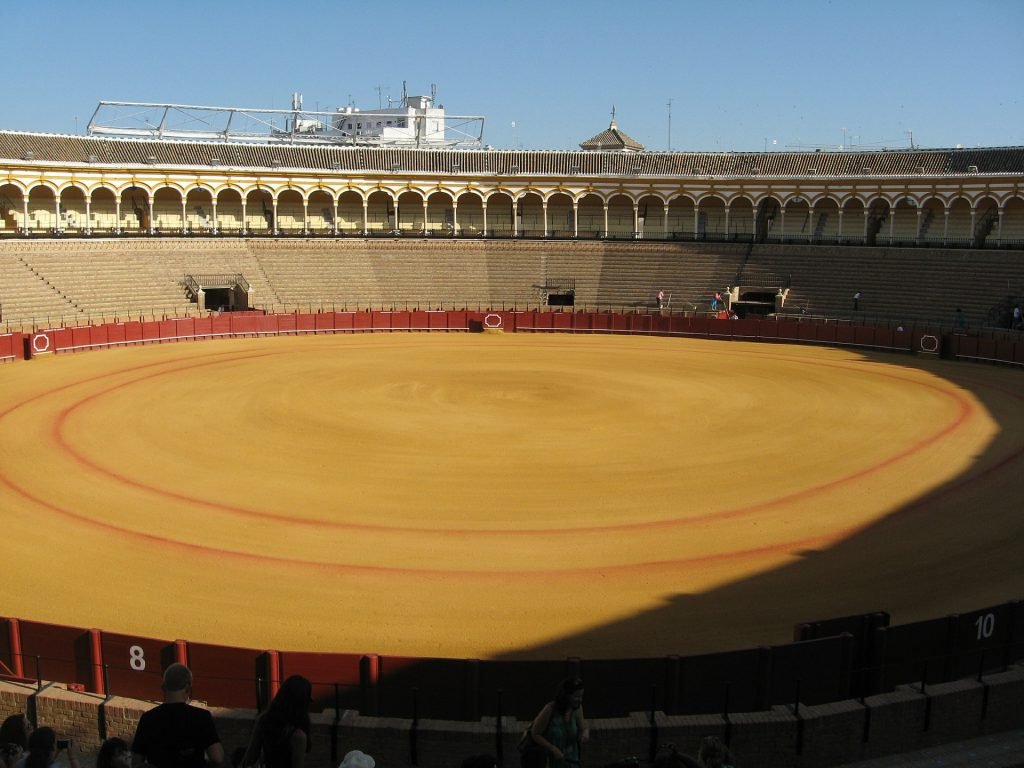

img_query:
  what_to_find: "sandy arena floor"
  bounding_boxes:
[1,333,1022,660]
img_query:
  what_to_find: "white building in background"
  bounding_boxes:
[332,94,446,146]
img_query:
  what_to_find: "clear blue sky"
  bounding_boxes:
[2,0,1022,152]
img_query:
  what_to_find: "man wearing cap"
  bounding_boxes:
[132,663,225,768]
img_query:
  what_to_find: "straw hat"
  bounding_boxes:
[338,750,375,768]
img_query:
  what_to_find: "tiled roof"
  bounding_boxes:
[1,130,1023,177]
[579,120,645,152]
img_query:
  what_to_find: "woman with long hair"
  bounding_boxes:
[18,728,79,768]
[525,677,590,768]
[242,675,313,768]
[95,738,130,768]
[0,714,31,768]
[696,736,734,768]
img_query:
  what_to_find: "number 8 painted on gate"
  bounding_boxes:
[129,645,147,671]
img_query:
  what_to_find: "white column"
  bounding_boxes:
[662,203,668,238]
[862,209,869,243]
[807,209,814,242]
[542,202,548,237]
[970,209,977,246]
[887,210,895,244]
[148,197,154,235]
[603,203,609,238]
[513,199,519,237]
[943,210,949,246]
[181,199,187,235]
[573,202,579,239]
[115,198,121,235]
[693,207,699,241]
[362,201,368,234]
[241,200,248,235]
[780,207,787,242]
[996,207,1004,245]
[54,197,61,233]
[272,200,278,235]
[482,201,488,236]
[211,200,218,235]
[85,196,92,235]
[724,208,731,241]
[422,200,429,234]
[837,208,844,242]
[22,198,29,234]
[452,201,458,236]
[915,208,922,245]
[302,201,309,235]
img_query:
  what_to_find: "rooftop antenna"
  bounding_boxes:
[667,99,672,151]
[906,128,914,149]
[431,83,437,105]
[291,92,302,135]
[374,85,388,109]
[402,80,408,107]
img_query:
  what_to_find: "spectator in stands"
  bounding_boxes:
[15,727,80,768]
[657,290,665,309]
[652,744,700,768]
[711,292,721,311]
[242,674,312,768]
[526,677,590,768]
[1012,303,1022,330]
[97,739,131,768]
[131,663,224,768]
[853,291,861,311]
[955,307,966,331]
[696,736,734,768]
[337,751,374,768]
[0,714,32,768]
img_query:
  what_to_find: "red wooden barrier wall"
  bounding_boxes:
[7,311,1020,366]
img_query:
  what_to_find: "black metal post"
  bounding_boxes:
[410,687,419,766]
[496,689,504,767]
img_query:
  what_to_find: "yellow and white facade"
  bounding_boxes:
[1,131,1023,247]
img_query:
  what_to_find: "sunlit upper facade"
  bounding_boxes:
[1,130,1022,247]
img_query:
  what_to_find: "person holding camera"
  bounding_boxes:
[12,727,79,768]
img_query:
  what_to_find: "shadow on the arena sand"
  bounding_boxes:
[501,352,1024,662]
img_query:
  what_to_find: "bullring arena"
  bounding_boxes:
[1,114,1023,766]
[2,329,1023,663]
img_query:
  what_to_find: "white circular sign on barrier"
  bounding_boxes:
[483,313,503,329]
[919,334,939,353]
[32,333,51,353]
